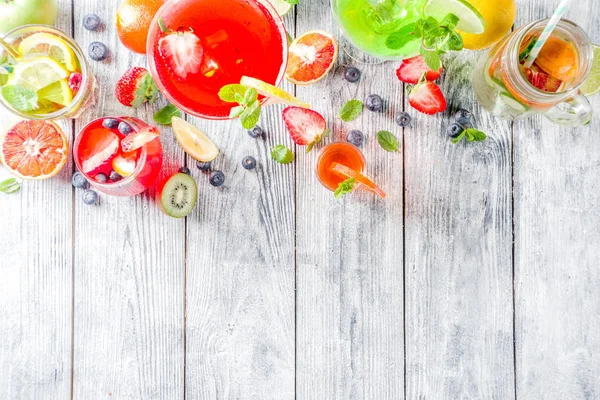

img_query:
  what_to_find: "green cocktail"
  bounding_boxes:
[332,0,425,60]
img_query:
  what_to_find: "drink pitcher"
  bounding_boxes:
[472,19,593,127]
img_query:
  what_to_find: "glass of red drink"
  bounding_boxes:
[146,0,288,119]
[74,117,163,197]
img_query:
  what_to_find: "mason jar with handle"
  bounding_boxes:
[472,19,594,127]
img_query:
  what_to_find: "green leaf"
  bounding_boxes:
[322,128,331,138]
[1,85,37,112]
[419,45,442,71]
[158,18,170,33]
[334,178,355,199]
[240,101,261,130]
[339,99,363,122]
[132,73,158,108]
[440,13,459,31]
[243,88,258,105]
[283,0,299,4]
[446,31,464,52]
[0,178,20,194]
[385,23,417,50]
[465,128,487,142]
[153,103,181,125]
[271,144,294,164]
[234,92,245,104]
[218,84,247,103]
[229,105,245,119]
[451,131,466,144]
[377,130,399,152]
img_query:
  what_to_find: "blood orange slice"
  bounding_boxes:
[0,120,68,180]
[331,162,386,199]
[285,30,338,86]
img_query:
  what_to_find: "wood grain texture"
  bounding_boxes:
[514,1,600,398]
[183,12,297,400]
[0,2,73,399]
[295,1,405,398]
[403,51,514,399]
[71,1,185,398]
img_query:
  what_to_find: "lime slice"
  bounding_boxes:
[424,0,486,34]
[18,33,78,72]
[37,79,73,106]
[9,57,69,91]
[581,44,600,97]
[172,117,219,162]
[240,76,310,108]
[266,0,292,16]
[501,93,528,113]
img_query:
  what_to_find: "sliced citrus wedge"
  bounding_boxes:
[172,117,218,162]
[581,44,600,97]
[424,0,486,34]
[266,0,292,16]
[37,78,73,106]
[9,57,69,91]
[240,76,310,108]
[112,151,138,177]
[121,126,160,153]
[18,32,78,72]
[331,162,386,198]
[285,30,338,86]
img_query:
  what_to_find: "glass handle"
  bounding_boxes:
[545,91,593,127]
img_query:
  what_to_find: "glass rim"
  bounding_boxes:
[0,24,91,120]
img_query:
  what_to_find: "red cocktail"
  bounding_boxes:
[147,0,288,119]
[74,117,163,197]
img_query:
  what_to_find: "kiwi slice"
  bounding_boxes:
[161,173,198,218]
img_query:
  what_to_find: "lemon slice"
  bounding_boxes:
[266,0,292,16]
[424,0,486,34]
[112,152,137,177]
[37,79,73,106]
[581,44,600,97]
[9,57,69,91]
[240,76,310,108]
[172,117,219,162]
[18,33,78,72]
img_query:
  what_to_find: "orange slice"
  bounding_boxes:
[0,120,68,180]
[285,30,338,86]
[331,162,386,198]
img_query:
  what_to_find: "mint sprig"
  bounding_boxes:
[219,84,261,129]
[334,178,355,199]
[153,103,181,125]
[271,145,294,164]
[452,127,487,144]
[0,178,20,194]
[339,99,363,122]
[386,13,464,70]
[377,130,400,152]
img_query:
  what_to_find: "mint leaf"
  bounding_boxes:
[158,18,170,33]
[440,13,459,31]
[229,105,244,118]
[271,145,294,164]
[283,0,299,4]
[1,85,37,112]
[243,88,258,105]
[334,178,355,199]
[385,23,418,50]
[153,103,181,125]
[339,99,363,122]
[446,31,464,52]
[0,178,20,194]
[218,84,247,103]
[465,128,486,142]
[419,45,442,71]
[240,100,261,130]
[451,131,466,144]
[377,130,399,152]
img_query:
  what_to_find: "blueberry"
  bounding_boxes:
[102,118,119,129]
[395,112,412,127]
[365,94,384,112]
[196,161,212,171]
[209,170,225,187]
[118,121,133,135]
[83,14,102,31]
[346,129,364,147]
[72,171,90,189]
[82,189,98,205]
[344,67,361,83]
[242,156,256,170]
[88,41,109,61]
[447,123,464,138]
[179,167,191,175]
[95,173,107,183]
[455,109,472,126]
[109,170,122,182]
[248,125,264,139]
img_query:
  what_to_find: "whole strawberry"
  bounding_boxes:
[408,72,447,115]
[115,67,159,107]
[282,106,327,153]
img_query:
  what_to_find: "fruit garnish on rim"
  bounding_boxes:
[121,125,161,153]
[331,162,386,199]
[157,18,203,79]
[282,106,329,153]
[334,177,355,199]
[240,76,310,108]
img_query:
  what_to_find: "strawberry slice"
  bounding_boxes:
[115,67,159,107]
[282,106,327,153]
[331,162,386,199]
[408,72,447,115]
[79,128,120,175]
[121,126,160,153]
[396,55,443,84]
[158,30,203,79]
[523,67,563,93]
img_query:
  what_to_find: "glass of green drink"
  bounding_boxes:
[331,0,425,62]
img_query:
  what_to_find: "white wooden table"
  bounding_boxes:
[1,0,599,398]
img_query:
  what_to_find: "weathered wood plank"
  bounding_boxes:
[295,1,405,398]
[403,50,514,398]
[0,2,73,399]
[514,1,600,398]
[71,1,185,398]
[184,12,297,400]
